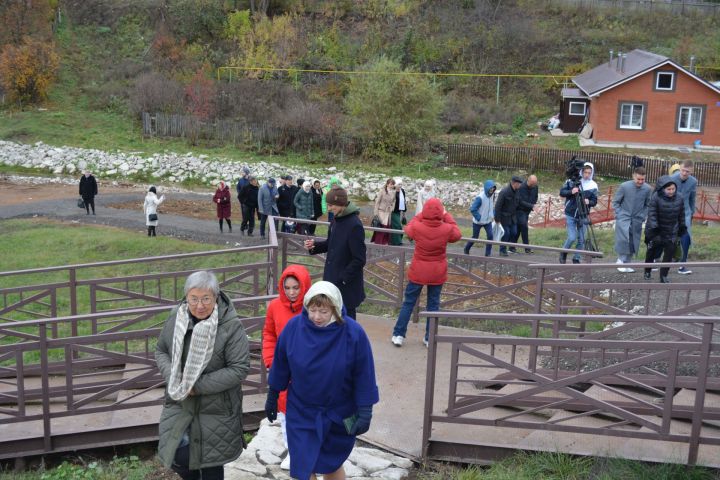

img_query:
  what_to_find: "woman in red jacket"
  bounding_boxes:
[262,264,312,469]
[391,198,462,347]
[213,181,232,233]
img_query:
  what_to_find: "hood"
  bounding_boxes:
[303,280,344,314]
[581,161,598,191]
[215,291,238,325]
[656,175,677,194]
[336,201,359,218]
[277,265,312,313]
[483,180,497,197]
[421,197,444,222]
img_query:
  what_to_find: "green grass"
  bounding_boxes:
[420,452,719,479]
[0,456,160,480]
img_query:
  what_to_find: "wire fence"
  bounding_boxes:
[548,0,720,15]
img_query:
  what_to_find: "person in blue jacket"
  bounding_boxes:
[265,281,379,480]
[464,179,496,256]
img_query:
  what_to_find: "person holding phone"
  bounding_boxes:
[265,281,379,480]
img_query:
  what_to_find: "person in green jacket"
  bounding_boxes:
[156,271,250,480]
[321,176,342,222]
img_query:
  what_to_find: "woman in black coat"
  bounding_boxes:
[79,170,98,215]
[310,180,324,235]
[644,175,686,283]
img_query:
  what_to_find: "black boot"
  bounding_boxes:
[151,226,157,237]
[227,220,232,233]
[660,276,670,283]
[559,253,567,264]
[219,219,223,233]
[148,227,152,237]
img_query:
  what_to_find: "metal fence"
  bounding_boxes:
[446,143,720,187]
[422,311,720,466]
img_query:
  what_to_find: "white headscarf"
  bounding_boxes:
[303,281,344,326]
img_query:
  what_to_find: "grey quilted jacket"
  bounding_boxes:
[155,292,250,470]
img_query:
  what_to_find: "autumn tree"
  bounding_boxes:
[0,0,53,46]
[185,69,216,120]
[225,10,301,78]
[344,56,443,157]
[0,37,59,105]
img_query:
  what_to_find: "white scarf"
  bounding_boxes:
[167,303,219,401]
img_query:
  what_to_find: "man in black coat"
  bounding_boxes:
[494,176,522,256]
[277,175,298,230]
[79,170,98,215]
[304,188,366,320]
[511,175,538,253]
[236,166,251,234]
[643,176,686,284]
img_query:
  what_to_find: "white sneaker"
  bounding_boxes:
[391,336,403,346]
[281,455,290,470]
[624,267,635,273]
[616,259,626,272]
[423,338,429,347]
[678,267,692,275]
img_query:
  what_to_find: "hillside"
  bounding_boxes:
[1,0,720,159]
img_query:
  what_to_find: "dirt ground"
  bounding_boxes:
[0,179,144,206]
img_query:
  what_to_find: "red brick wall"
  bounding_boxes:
[588,66,720,146]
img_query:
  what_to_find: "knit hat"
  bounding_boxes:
[325,187,349,206]
[242,166,250,175]
[511,175,523,184]
[268,177,276,184]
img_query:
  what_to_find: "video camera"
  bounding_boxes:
[565,155,586,184]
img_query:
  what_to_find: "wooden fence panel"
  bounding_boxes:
[447,143,720,187]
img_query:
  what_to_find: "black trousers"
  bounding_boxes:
[513,211,530,246]
[172,444,224,480]
[644,240,675,278]
[82,196,95,214]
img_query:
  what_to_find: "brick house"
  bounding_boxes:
[560,49,720,147]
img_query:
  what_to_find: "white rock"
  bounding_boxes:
[353,447,413,469]
[257,449,282,465]
[246,423,286,457]
[370,467,409,479]
[227,453,267,475]
[223,468,260,480]
[347,450,392,473]
[266,465,292,479]
[343,460,366,477]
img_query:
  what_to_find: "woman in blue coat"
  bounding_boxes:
[265,281,379,480]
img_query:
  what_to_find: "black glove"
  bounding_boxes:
[350,405,373,436]
[265,388,279,422]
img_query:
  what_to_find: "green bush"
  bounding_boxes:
[344,56,443,157]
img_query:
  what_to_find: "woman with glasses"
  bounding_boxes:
[155,271,251,480]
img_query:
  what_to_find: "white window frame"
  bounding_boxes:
[568,101,587,116]
[678,106,703,133]
[655,72,674,91]
[619,103,644,130]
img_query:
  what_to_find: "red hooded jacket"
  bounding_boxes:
[262,264,312,413]
[405,197,462,285]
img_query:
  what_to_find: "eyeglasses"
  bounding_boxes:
[188,296,215,306]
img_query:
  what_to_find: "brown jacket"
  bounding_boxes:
[373,187,396,225]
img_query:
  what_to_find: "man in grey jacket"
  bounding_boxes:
[258,177,279,239]
[672,160,697,275]
[612,167,653,273]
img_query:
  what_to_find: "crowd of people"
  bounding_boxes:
[149,159,700,479]
[79,158,699,281]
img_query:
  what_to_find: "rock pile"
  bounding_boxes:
[225,419,412,479]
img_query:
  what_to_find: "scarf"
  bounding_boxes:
[167,303,219,401]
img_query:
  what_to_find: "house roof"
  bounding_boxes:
[561,87,587,99]
[573,49,720,97]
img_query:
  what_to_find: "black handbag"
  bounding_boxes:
[148,213,158,222]
[371,215,382,228]
[77,198,85,209]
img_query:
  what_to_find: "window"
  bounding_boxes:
[677,105,704,133]
[619,103,644,129]
[655,72,674,91]
[569,102,587,116]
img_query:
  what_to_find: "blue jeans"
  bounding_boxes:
[562,215,586,261]
[465,222,493,256]
[392,282,442,341]
[499,223,516,254]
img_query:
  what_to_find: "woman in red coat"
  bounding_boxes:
[391,197,462,347]
[263,264,312,470]
[213,181,232,233]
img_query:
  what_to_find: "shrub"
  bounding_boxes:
[129,71,185,116]
[166,0,227,43]
[441,91,524,135]
[185,69,216,120]
[0,37,60,105]
[344,56,443,156]
[0,0,53,45]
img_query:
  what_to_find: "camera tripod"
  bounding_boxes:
[573,182,599,254]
